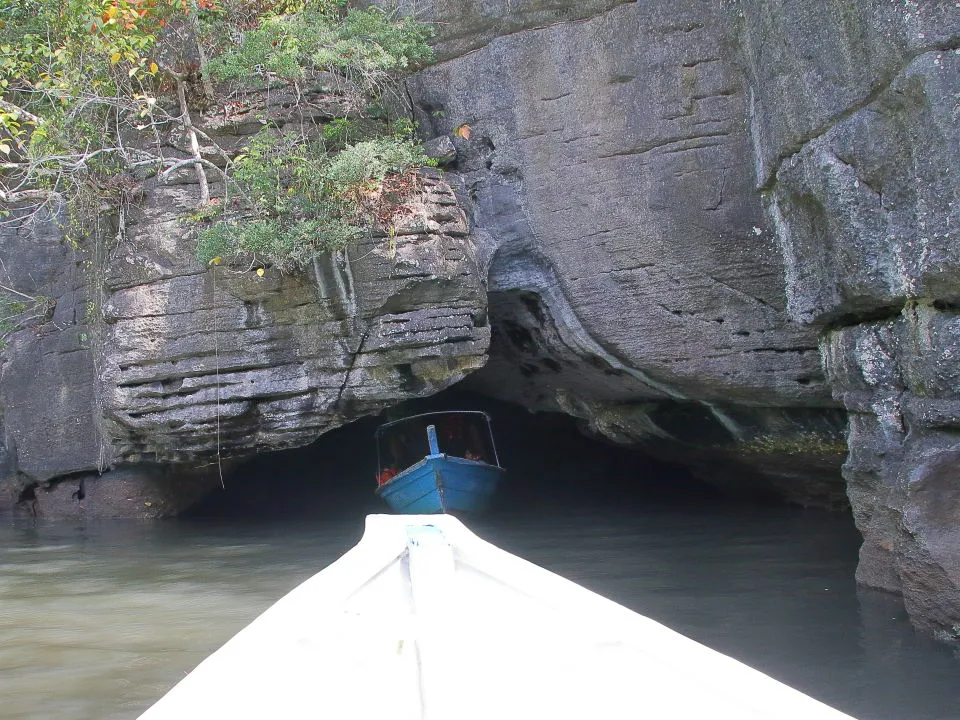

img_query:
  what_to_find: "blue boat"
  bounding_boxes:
[374,411,505,514]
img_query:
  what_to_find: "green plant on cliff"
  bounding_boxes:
[0,288,53,347]
[191,4,433,270]
[206,2,432,92]
[195,128,427,270]
[0,0,434,271]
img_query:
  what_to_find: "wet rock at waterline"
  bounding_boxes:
[16,466,223,520]
[736,0,960,642]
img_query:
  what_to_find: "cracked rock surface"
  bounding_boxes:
[387,0,846,503]
[370,0,960,638]
[736,0,960,640]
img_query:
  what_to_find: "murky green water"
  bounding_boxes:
[1,506,958,719]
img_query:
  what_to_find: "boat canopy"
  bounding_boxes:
[375,411,501,480]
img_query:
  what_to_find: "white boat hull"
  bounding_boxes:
[139,514,858,720]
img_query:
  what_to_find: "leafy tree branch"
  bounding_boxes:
[0,0,436,269]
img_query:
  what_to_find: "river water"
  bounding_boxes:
[1,502,958,720]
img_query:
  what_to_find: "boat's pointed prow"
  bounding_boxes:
[138,514,860,720]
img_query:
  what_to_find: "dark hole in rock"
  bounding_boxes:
[518,362,540,377]
[541,358,562,372]
[395,363,423,394]
[503,320,536,352]
[187,391,718,521]
[17,483,37,504]
[519,292,546,325]
[932,300,960,313]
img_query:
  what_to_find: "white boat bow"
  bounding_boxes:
[139,514,859,720]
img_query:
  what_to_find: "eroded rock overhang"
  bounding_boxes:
[386,0,849,506]
[372,0,960,640]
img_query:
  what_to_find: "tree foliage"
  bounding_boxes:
[0,0,435,270]
[196,125,427,270]
[0,0,178,208]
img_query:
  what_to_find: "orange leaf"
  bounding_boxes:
[455,124,471,140]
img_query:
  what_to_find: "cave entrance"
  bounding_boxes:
[187,391,718,520]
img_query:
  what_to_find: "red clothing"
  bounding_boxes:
[378,468,397,486]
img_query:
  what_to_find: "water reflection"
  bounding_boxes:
[0,508,958,720]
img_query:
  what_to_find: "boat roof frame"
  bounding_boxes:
[374,410,502,473]
[374,410,494,437]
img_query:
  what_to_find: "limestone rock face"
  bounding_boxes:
[0,163,489,516]
[374,0,847,502]
[100,169,487,465]
[0,204,103,509]
[735,0,960,640]
[363,0,960,637]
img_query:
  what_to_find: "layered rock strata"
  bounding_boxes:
[0,120,489,516]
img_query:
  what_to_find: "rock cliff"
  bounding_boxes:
[1,148,489,516]
[369,0,960,639]
[735,0,960,641]
[386,0,850,501]
[1,0,958,640]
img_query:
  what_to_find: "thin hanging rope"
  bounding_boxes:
[212,266,224,489]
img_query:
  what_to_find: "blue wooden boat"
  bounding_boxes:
[374,411,505,514]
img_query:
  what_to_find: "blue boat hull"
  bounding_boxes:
[376,455,504,514]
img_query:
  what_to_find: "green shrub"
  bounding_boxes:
[196,133,425,270]
[195,3,435,272]
[195,223,235,266]
[207,5,434,95]
[197,217,364,272]
[322,117,367,149]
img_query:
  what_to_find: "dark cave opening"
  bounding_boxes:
[187,391,722,520]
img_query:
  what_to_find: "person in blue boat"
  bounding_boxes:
[440,414,487,462]
[440,413,467,454]
[378,431,412,485]
[378,466,397,486]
